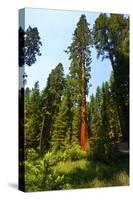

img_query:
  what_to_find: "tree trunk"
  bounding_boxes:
[39,115,45,151]
[39,113,50,152]
[80,63,88,150]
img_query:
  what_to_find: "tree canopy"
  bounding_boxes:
[19,26,42,67]
[93,14,129,143]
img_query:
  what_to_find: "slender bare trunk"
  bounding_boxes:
[39,115,45,151]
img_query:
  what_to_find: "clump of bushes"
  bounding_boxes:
[62,145,87,161]
[42,151,72,190]
[25,148,40,160]
[25,149,71,191]
[25,160,44,191]
[43,169,65,190]
[89,137,117,163]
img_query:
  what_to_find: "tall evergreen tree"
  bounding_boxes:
[64,76,81,145]
[93,13,129,143]
[101,82,110,138]
[19,26,42,67]
[71,106,81,145]
[66,15,92,150]
[94,86,102,137]
[109,74,122,140]
[51,94,73,151]
[25,81,41,148]
[88,77,121,142]
[88,94,95,138]
[39,63,65,151]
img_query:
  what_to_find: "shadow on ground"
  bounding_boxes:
[57,154,129,189]
[8,183,18,190]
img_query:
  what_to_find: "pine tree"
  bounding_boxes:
[64,76,81,146]
[19,26,42,67]
[89,76,122,143]
[71,106,81,145]
[88,87,103,138]
[109,74,121,140]
[51,94,73,151]
[25,81,41,148]
[66,15,92,150]
[94,86,102,137]
[93,13,129,143]
[39,63,65,151]
[100,82,110,138]
[88,94,96,137]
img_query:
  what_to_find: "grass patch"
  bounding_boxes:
[54,156,129,189]
[24,149,129,191]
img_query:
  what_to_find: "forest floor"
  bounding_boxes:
[24,146,129,191]
[54,154,129,189]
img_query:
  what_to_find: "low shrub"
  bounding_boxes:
[25,150,67,191]
[25,159,44,192]
[25,148,39,161]
[90,137,117,163]
[43,169,65,190]
[62,145,87,161]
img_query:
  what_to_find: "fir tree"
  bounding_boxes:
[25,81,41,148]
[19,26,42,67]
[93,13,129,143]
[39,63,65,151]
[51,94,72,151]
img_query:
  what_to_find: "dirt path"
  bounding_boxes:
[116,142,129,154]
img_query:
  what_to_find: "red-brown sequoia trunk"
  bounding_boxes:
[80,63,88,150]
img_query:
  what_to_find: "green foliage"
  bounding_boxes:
[42,151,74,190]
[43,169,65,190]
[66,14,92,101]
[93,13,129,142]
[71,107,81,145]
[24,146,129,191]
[62,145,87,161]
[65,14,92,149]
[88,78,121,141]
[25,160,43,192]
[25,150,70,191]
[55,158,129,188]
[19,26,42,67]
[26,148,40,160]
[40,63,65,151]
[112,171,129,186]
[90,138,117,163]
[25,158,66,191]
[43,151,58,166]
[25,81,42,148]
[88,87,102,137]
[22,13,129,192]
[51,94,72,150]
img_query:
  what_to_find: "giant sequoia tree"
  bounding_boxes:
[93,14,129,143]
[66,15,92,149]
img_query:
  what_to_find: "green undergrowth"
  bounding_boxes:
[24,148,129,192]
[54,158,129,189]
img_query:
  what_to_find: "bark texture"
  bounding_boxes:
[80,63,88,150]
